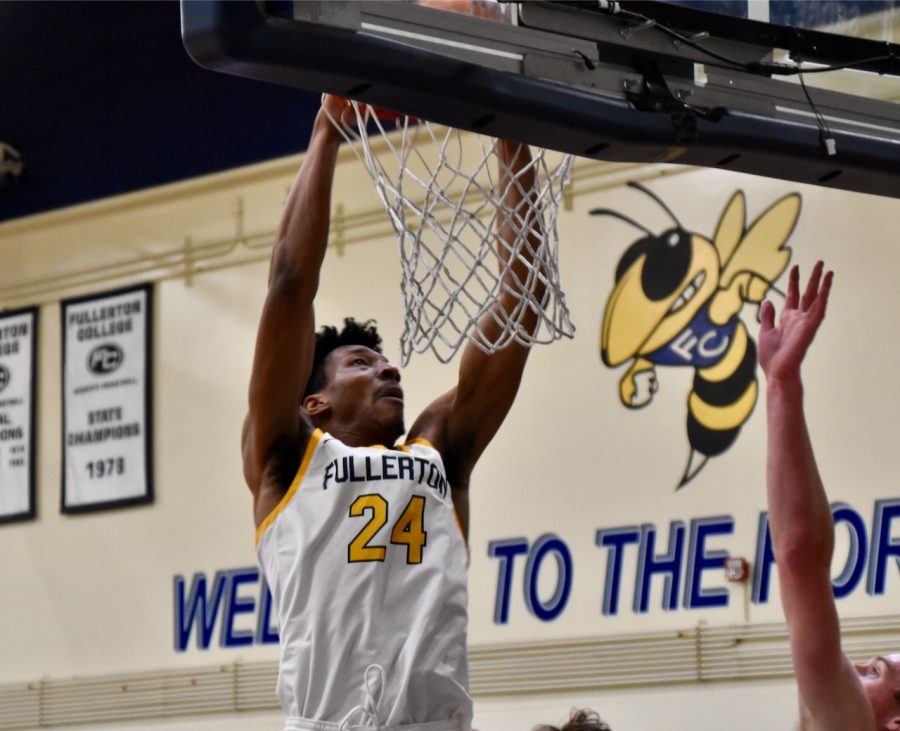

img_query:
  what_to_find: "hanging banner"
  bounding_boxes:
[61,284,153,513]
[0,307,38,524]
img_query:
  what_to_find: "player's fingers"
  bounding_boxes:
[800,260,824,311]
[760,300,775,332]
[813,270,833,321]
[321,94,354,125]
[784,265,800,311]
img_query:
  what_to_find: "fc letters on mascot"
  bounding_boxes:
[0,307,38,523]
[61,284,153,512]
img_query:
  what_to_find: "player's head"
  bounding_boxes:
[533,708,612,731]
[302,318,404,441]
[855,654,900,730]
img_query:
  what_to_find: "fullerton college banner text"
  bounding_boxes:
[61,285,153,512]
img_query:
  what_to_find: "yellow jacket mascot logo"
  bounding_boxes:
[596,183,799,488]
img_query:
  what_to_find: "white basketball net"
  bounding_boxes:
[325,100,575,364]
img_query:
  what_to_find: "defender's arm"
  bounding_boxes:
[760,265,871,728]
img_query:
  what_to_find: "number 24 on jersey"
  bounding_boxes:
[348,493,427,564]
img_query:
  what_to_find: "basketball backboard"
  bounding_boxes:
[181,1,900,198]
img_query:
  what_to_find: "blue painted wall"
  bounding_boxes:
[0,1,320,223]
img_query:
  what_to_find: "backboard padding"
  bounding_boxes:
[181,1,900,199]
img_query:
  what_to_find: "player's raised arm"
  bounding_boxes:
[242,96,353,527]
[760,263,870,728]
[409,140,545,537]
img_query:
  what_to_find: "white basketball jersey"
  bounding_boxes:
[256,429,472,730]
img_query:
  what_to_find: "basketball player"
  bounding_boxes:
[759,262,900,731]
[242,94,548,731]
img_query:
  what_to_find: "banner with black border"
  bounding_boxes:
[61,284,153,513]
[0,307,38,524]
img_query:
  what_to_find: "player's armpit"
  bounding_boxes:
[408,390,474,539]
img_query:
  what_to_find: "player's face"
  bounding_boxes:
[855,654,900,729]
[324,345,405,439]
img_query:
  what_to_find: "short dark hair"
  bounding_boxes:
[303,318,383,397]
[533,709,612,731]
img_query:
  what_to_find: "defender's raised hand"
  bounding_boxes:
[758,261,833,383]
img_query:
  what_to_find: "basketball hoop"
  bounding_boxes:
[323,99,575,365]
